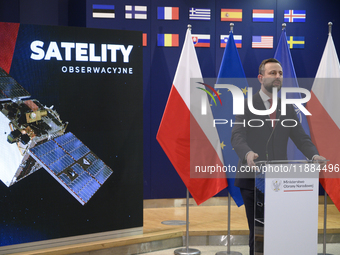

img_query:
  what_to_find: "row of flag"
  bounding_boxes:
[157,24,340,213]
[92,5,306,22]
[154,33,305,49]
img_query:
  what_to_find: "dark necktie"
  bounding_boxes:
[268,98,276,120]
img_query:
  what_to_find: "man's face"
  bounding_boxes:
[259,62,283,93]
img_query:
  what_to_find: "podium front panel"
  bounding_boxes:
[255,161,319,255]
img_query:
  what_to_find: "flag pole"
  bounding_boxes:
[317,22,333,255]
[323,192,328,255]
[318,192,330,255]
[215,192,242,255]
[323,27,331,255]
[215,23,242,255]
[174,189,201,255]
[173,26,201,255]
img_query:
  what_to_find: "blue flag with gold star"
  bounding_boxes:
[211,31,247,206]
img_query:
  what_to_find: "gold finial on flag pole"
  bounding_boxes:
[230,23,234,33]
[188,24,192,30]
[328,22,333,35]
[282,23,286,30]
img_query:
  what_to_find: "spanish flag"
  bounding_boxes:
[221,9,242,22]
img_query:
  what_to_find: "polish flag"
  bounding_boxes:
[306,32,340,211]
[157,27,227,205]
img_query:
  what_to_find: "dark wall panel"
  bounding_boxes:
[0,0,339,200]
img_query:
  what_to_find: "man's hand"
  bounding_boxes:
[246,151,259,167]
[313,155,327,169]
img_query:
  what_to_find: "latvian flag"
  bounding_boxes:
[192,34,210,47]
[158,7,179,20]
[252,9,274,22]
[284,10,306,22]
[157,34,179,47]
[252,36,273,48]
[125,5,147,19]
[92,4,115,18]
[220,35,242,48]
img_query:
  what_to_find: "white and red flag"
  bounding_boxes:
[306,32,340,211]
[157,27,227,205]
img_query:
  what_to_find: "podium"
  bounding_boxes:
[254,160,320,255]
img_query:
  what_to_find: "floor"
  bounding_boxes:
[141,197,340,255]
[141,244,340,255]
[6,197,339,255]
[143,197,340,236]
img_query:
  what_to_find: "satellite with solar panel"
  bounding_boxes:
[0,67,113,205]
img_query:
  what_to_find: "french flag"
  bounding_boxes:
[157,7,179,20]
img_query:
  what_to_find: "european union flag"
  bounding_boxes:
[211,32,247,207]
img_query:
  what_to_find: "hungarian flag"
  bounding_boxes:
[157,27,227,205]
[306,32,340,211]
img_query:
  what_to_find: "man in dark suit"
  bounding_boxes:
[231,58,325,255]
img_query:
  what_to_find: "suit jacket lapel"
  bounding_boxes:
[252,91,264,111]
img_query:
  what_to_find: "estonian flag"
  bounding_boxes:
[92,4,115,19]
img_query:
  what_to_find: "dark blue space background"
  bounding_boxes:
[0,23,143,247]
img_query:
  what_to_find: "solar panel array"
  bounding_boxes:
[0,68,31,101]
[29,132,113,205]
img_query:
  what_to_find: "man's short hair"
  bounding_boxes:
[259,58,281,74]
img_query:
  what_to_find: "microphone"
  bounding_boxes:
[265,108,281,161]
[265,96,281,161]
[265,119,279,161]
